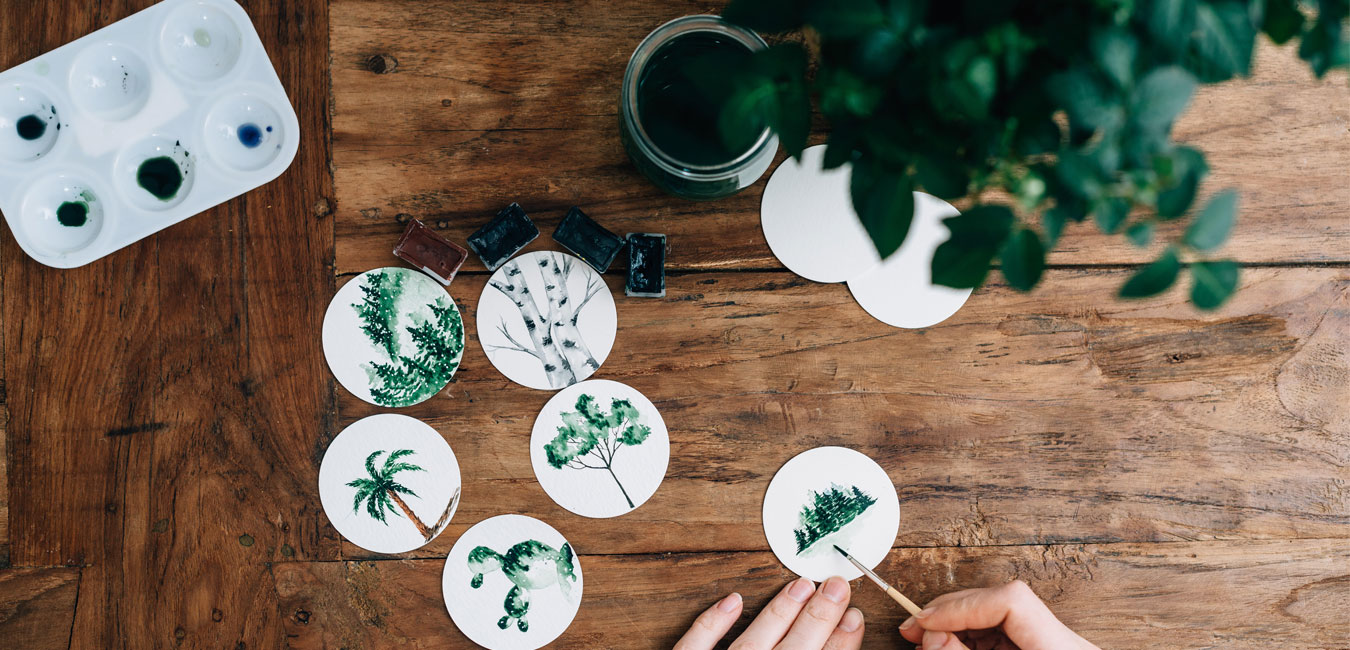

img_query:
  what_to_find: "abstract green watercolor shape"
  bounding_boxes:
[543,393,651,509]
[468,540,576,632]
[793,483,877,555]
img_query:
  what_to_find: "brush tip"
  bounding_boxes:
[832,544,849,557]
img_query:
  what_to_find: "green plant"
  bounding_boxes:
[352,270,465,406]
[543,393,652,509]
[793,483,878,554]
[347,449,434,538]
[718,0,1348,308]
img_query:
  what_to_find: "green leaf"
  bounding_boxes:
[1131,66,1197,128]
[849,159,915,258]
[1190,260,1240,309]
[1120,247,1181,298]
[1183,189,1239,250]
[913,154,968,199]
[931,206,1016,289]
[1049,68,1124,132]
[854,27,905,76]
[1155,146,1209,218]
[1094,198,1131,234]
[1188,0,1258,81]
[1055,150,1106,200]
[822,123,861,169]
[805,0,886,38]
[723,0,807,32]
[1261,0,1304,44]
[1299,12,1350,77]
[999,228,1046,291]
[1143,0,1198,56]
[1126,221,1155,246]
[1092,28,1139,89]
[1042,206,1069,248]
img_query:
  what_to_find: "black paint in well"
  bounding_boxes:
[626,233,666,298]
[467,203,540,271]
[552,206,624,273]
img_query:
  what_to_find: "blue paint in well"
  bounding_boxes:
[237,123,264,148]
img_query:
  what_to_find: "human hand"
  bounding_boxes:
[898,581,1099,650]
[673,576,866,650]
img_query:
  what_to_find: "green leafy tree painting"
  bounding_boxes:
[793,483,878,554]
[352,270,464,407]
[543,394,652,509]
[347,449,458,542]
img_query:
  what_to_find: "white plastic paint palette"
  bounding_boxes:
[0,0,299,268]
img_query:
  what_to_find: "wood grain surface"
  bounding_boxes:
[1,0,1347,649]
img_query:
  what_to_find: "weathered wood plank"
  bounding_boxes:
[331,0,1350,273]
[327,268,1349,558]
[0,567,80,650]
[2,0,337,647]
[271,538,1350,649]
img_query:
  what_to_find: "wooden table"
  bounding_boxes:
[1,1,1347,648]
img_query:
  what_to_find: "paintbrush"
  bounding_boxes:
[833,544,971,650]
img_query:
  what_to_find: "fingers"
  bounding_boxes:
[921,630,968,650]
[673,592,744,650]
[775,576,853,649]
[728,577,816,650]
[821,607,865,650]
[902,581,1097,650]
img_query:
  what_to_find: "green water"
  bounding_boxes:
[137,156,183,200]
[636,31,758,167]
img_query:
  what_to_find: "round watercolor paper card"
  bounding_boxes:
[762,446,900,582]
[443,514,584,650]
[322,267,465,408]
[318,414,462,555]
[847,193,973,328]
[477,251,617,391]
[530,379,669,518]
[760,144,883,283]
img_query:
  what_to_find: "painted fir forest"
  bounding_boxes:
[353,269,464,407]
[793,483,878,554]
[488,253,605,389]
[543,393,652,509]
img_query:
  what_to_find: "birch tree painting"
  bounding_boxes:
[479,251,617,390]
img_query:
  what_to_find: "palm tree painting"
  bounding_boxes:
[347,449,458,542]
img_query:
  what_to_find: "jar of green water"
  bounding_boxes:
[620,15,778,200]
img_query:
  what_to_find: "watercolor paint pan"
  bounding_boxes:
[394,218,468,286]
[0,0,300,268]
[552,206,624,273]
[467,202,539,271]
[625,233,666,298]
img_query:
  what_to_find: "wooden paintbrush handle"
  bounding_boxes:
[886,587,972,650]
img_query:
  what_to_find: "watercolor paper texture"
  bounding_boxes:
[443,515,583,650]
[847,193,973,328]
[762,447,900,581]
[322,267,465,408]
[318,414,461,554]
[760,144,883,283]
[530,380,670,518]
[477,251,617,390]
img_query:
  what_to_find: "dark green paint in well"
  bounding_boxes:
[137,156,183,200]
[16,114,46,140]
[56,201,88,227]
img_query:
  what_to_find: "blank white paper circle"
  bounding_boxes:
[530,380,669,518]
[762,447,900,582]
[317,414,461,555]
[443,514,583,650]
[760,144,882,283]
[847,192,973,328]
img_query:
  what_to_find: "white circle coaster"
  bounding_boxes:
[762,447,900,582]
[444,515,583,650]
[322,267,465,408]
[318,414,462,554]
[847,193,973,328]
[761,144,883,283]
[477,251,617,390]
[530,379,669,518]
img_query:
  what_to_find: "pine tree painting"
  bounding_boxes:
[347,449,458,542]
[542,393,651,509]
[793,484,878,555]
[487,252,605,389]
[351,269,464,407]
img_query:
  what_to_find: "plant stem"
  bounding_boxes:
[603,464,635,509]
[387,489,433,540]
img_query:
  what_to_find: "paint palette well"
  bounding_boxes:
[0,0,300,268]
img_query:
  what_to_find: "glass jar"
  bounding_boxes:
[620,15,779,200]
